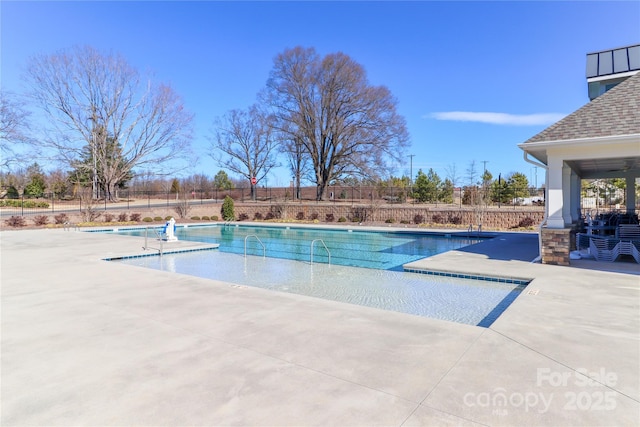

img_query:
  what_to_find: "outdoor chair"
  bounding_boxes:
[589,237,621,262]
[617,224,640,240]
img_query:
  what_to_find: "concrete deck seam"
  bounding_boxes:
[487,328,640,403]
[399,328,490,426]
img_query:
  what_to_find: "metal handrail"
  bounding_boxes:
[244,235,265,258]
[143,226,164,256]
[310,239,331,265]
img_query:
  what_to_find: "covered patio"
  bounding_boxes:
[520,71,640,265]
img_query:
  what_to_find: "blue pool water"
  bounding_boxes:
[112,224,484,271]
[108,224,527,327]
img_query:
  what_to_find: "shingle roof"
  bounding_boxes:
[524,71,640,144]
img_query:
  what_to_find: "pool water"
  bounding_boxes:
[116,250,524,327]
[114,224,484,270]
[108,224,526,327]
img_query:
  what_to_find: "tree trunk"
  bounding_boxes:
[316,182,328,201]
[106,182,118,202]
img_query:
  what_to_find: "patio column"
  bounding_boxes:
[546,157,565,228]
[570,170,581,223]
[562,164,572,225]
[626,175,637,215]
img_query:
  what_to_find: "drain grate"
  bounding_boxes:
[527,289,539,295]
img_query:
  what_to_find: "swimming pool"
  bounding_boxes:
[116,250,524,327]
[111,224,484,270]
[107,224,527,327]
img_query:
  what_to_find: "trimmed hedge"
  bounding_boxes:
[0,200,50,208]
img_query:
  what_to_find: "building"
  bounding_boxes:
[519,44,640,265]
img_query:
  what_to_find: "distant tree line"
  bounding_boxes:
[3,44,591,207]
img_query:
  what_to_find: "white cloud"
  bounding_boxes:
[428,111,566,126]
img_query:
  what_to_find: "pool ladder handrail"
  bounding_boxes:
[310,239,331,265]
[467,224,482,236]
[244,234,265,258]
[143,226,164,256]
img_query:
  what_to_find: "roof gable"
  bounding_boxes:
[524,71,640,144]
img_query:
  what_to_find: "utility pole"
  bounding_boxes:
[408,154,415,198]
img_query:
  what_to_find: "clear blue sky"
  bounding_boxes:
[2,1,639,187]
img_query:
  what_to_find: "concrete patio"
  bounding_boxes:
[1,226,638,426]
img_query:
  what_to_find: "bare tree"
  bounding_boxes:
[466,160,479,187]
[283,135,312,199]
[24,45,193,202]
[210,105,279,200]
[263,46,410,200]
[0,91,34,169]
[445,163,459,188]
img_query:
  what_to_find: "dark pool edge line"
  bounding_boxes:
[402,267,531,286]
[84,222,496,240]
[103,244,219,261]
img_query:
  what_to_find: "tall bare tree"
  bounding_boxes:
[210,105,279,200]
[0,91,34,169]
[263,46,410,200]
[283,134,311,199]
[24,45,193,201]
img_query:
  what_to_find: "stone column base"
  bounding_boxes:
[541,226,578,266]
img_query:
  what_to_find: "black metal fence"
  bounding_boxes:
[0,185,549,219]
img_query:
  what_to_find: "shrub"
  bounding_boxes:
[211,215,219,221]
[5,216,26,227]
[201,216,210,221]
[432,214,445,224]
[54,213,69,224]
[338,216,347,222]
[385,218,396,224]
[0,200,49,208]
[447,214,462,225]
[118,213,128,222]
[143,217,154,222]
[400,220,410,224]
[191,216,201,221]
[270,204,285,219]
[326,213,335,222]
[254,212,263,220]
[104,213,114,222]
[414,214,425,224]
[296,212,305,220]
[164,216,172,221]
[154,216,164,221]
[517,217,536,228]
[238,213,249,221]
[130,213,142,222]
[310,212,319,221]
[221,195,235,221]
[33,215,49,226]
[80,207,101,222]
[173,199,191,219]
[265,212,275,220]
[351,207,370,222]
